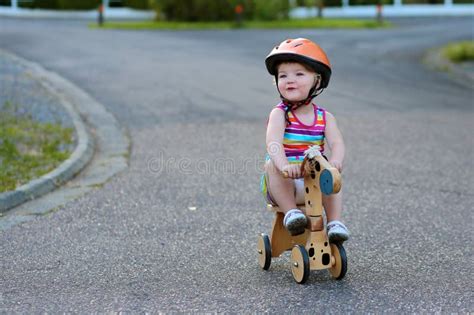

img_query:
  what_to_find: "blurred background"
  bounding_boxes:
[0,0,472,312]
[0,0,472,20]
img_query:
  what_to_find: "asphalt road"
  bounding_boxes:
[1,17,473,312]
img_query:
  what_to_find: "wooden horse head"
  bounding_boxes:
[300,146,342,218]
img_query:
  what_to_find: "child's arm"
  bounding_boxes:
[325,112,345,172]
[266,108,302,178]
[266,108,287,170]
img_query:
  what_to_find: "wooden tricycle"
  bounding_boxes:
[257,147,347,283]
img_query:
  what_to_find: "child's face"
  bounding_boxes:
[277,62,320,102]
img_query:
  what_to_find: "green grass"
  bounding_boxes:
[90,18,390,30]
[0,102,74,192]
[442,41,474,63]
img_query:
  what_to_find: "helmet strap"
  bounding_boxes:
[276,75,324,111]
[275,75,324,125]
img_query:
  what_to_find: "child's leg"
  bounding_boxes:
[323,191,350,241]
[322,191,343,222]
[264,160,297,214]
[264,160,307,236]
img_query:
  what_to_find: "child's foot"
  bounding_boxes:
[284,209,307,236]
[327,220,350,242]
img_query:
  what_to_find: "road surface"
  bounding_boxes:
[0,17,472,312]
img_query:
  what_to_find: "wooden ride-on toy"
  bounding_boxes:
[257,146,347,284]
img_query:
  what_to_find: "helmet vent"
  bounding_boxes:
[275,46,279,50]
[294,43,303,47]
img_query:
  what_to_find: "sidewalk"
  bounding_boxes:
[0,50,94,212]
[0,49,129,224]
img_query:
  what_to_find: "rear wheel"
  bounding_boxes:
[257,233,271,270]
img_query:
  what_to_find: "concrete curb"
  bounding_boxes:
[424,46,474,90]
[0,50,95,213]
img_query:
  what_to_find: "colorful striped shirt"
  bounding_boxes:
[276,102,326,164]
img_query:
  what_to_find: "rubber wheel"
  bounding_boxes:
[257,233,271,270]
[290,245,310,284]
[328,243,347,280]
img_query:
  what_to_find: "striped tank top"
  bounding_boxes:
[276,102,326,164]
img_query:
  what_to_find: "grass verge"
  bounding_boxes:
[90,18,390,30]
[0,102,74,192]
[442,41,474,63]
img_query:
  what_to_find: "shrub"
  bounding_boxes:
[443,41,474,63]
[294,0,345,8]
[17,0,150,10]
[19,0,101,10]
[123,0,150,9]
[19,0,58,9]
[151,0,289,21]
[56,0,100,10]
[349,0,394,5]
[251,0,289,20]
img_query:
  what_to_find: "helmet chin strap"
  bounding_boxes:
[277,75,323,110]
[275,74,324,125]
[280,92,313,110]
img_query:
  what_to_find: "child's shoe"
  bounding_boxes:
[284,209,307,236]
[327,220,350,242]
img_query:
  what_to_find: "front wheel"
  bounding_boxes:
[328,243,347,280]
[290,245,310,284]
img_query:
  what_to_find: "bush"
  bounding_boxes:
[19,0,101,10]
[152,0,235,21]
[151,0,289,21]
[252,0,289,20]
[349,0,393,5]
[17,0,149,10]
[19,0,58,9]
[443,41,474,63]
[123,0,150,9]
[294,0,343,8]
[57,0,100,10]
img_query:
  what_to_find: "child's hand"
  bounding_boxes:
[329,160,343,173]
[282,164,303,179]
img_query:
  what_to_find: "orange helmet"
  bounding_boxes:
[265,38,332,89]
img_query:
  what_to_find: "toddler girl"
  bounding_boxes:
[261,38,350,241]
